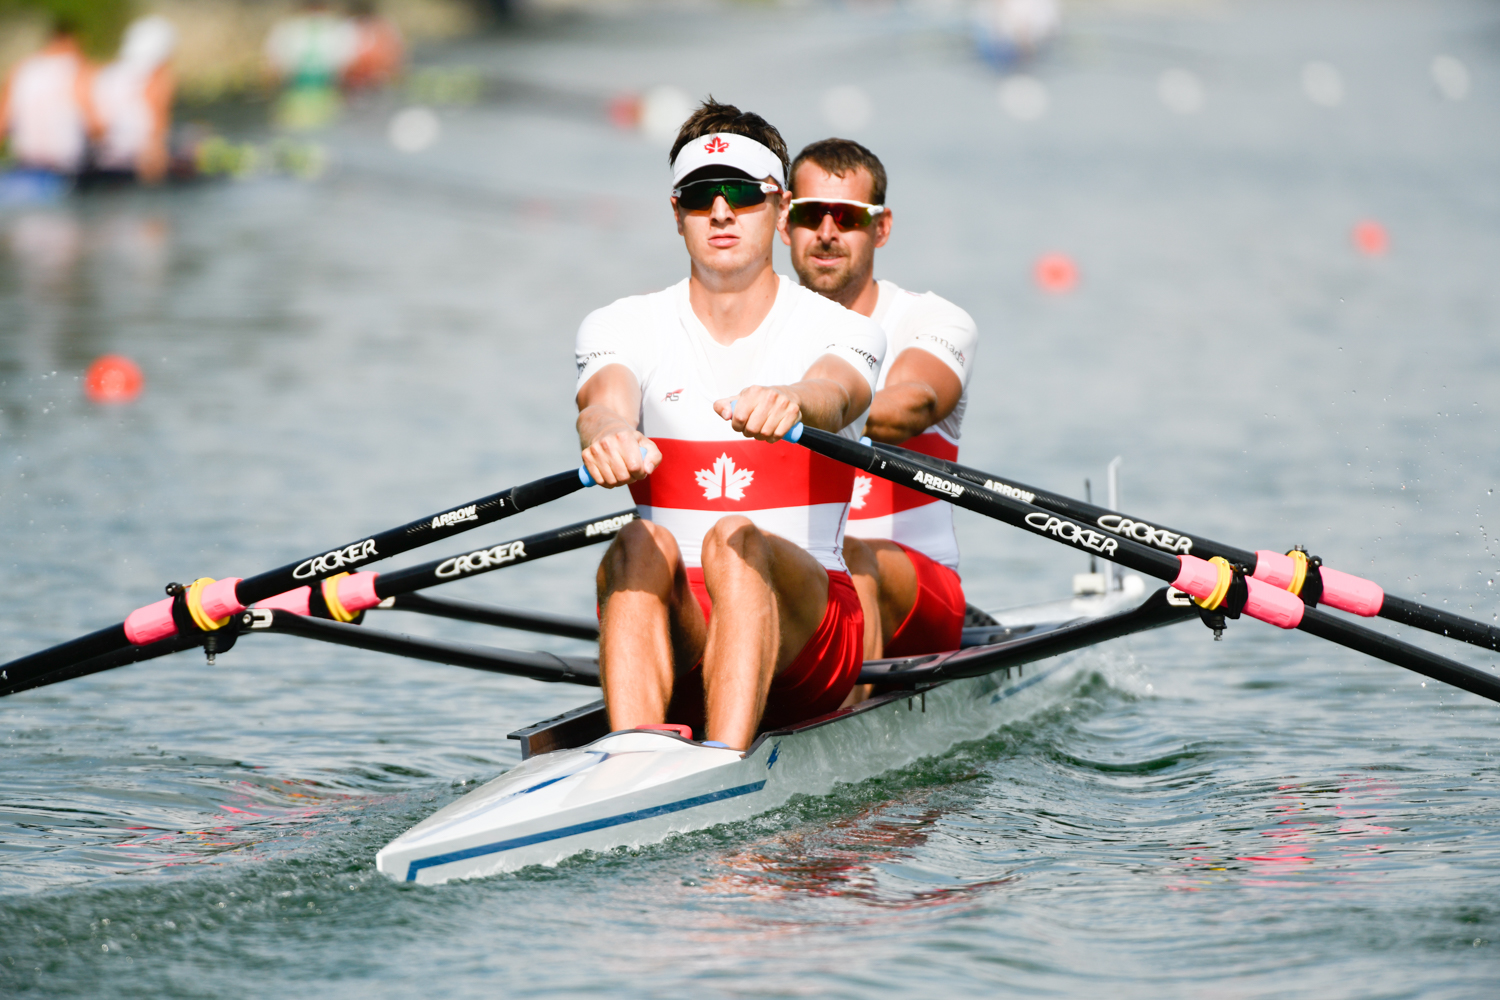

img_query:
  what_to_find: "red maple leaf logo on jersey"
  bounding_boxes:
[703,136,729,154]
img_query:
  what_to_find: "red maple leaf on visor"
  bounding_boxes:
[704,136,729,153]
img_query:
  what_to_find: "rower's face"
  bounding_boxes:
[781,164,891,298]
[673,182,782,276]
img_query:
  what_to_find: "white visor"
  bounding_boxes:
[670,132,785,189]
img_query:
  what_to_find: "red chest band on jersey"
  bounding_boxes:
[631,439,854,511]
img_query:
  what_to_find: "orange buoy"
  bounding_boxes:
[607,93,642,130]
[1034,253,1078,293]
[1352,220,1389,256]
[84,355,144,404]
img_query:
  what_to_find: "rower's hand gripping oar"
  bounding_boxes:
[785,423,1500,704]
[0,464,601,691]
[876,442,1500,655]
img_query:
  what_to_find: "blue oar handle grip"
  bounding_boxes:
[578,446,650,488]
[782,423,868,447]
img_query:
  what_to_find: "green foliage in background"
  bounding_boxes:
[0,0,133,58]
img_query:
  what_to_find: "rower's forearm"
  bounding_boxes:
[577,405,637,448]
[788,379,854,433]
[864,383,940,444]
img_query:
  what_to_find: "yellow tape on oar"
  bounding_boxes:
[322,573,361,623]
[1284,548,1310,597]
[185,577,232,631]
[1192,557,1235,611]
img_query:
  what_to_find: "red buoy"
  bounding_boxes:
[607,93,641,130]
[84,355,144,404]
[1352,220,1389,256]
[1034,253,1078,293]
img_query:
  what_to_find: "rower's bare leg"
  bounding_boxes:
[842,536,884,661]
[838,537,921,709]
[698,516,830,750]
[864,539,920,650]
[596,519,707,732]
[839,536,882,710]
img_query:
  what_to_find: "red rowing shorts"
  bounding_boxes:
[666,567,865,735]
[883,542,966,658]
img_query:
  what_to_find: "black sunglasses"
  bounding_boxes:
[672,177,781,212]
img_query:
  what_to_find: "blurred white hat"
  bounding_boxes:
[120,16,177,70]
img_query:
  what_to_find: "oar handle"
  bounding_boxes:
[576,446,649,489]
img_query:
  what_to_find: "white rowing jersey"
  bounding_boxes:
[575,275,886,572]
[5,51,88,174]
[845,280,979,570]
[92,63,160,171]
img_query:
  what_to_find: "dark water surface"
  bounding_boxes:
[3,1,1499,996]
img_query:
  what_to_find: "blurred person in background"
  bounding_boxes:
[91,15,177,183]
[0,15,98,176]
[780,138,978,678]
[973,0,1059,68]
[264,0,358,130]
[342,1,404,91]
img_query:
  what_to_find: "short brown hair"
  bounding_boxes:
[670,98,790,182]
[790,138,887,205]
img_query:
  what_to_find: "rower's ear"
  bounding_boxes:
[874,206,892,249]
[671,196,685,236]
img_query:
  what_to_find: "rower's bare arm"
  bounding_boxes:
[864,347,963,444]
[713,355,871,441]
[576,364,660,488]
[0,73,12,136]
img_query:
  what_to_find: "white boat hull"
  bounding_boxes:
[377,652,1080,884]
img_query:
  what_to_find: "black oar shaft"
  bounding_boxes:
[236,469,585,606]
[876,443,1256,565]
[383,593,600,642]
[885,444,1500,653]
[798,427,1500,704]
[1297,607,1500,701]
[0,632,200,698]
[1,468,587,690]
[802,427,1182,580]
[1377,595,1500,652]
[254,611,600,686]
[372,510,634,599]
[860,587,1195,684]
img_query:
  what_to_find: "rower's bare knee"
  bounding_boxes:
[598,518,680,600]
[700,515,768,574]
[843,535,878,580]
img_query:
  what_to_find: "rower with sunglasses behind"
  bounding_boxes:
[778,139,979,669]
[574,101,886,751]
